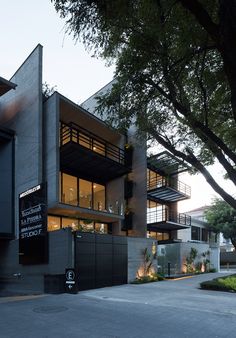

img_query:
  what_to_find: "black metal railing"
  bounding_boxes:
[147,209,191,226]
[147,176,191,197]
[60,122,125,165]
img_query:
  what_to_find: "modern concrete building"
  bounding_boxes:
[0,45,219,294]
[0,45,157,294]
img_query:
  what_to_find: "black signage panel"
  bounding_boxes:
[19,183,48,264]
[65,268,78,293]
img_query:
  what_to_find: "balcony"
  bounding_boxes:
[147,209,191,231]
[147,176,191,202]
[60,122,131,183]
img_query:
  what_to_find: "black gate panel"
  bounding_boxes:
[96,235,113,288]
[112,236,128,286]
[75,233,127,291]
[75,233,96,291]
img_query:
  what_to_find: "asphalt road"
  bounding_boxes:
[0,272,235,338]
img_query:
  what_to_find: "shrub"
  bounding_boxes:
[200,274,236,292]
[131,273,165,284]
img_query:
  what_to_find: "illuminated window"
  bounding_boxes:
[62,217,79,231]
[93,139,105,156]
[79,179,92,209]
[61,173,78,205]
[48,216,60,232]
[79,132,91,149]
[93,183,105,211]
[95,223,108,234]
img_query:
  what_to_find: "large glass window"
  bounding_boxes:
[62,218,79,231]
[147,169,165,190]
[191,226,201,241]
[60,172,106,211]
[62,173,78,205]
[48,216,61,232]
[201,228,208,242]
[79,179,92,209]
[93,139,105,156]
[147,200,167,223]
[93,183,105,211]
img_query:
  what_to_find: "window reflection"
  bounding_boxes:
[48,216,60,231]
[79,179,92,209]
[62,173,78,205]
[93,183,105,211]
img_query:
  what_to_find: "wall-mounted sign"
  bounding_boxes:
[19,183,48,264]
[65,268,78,293]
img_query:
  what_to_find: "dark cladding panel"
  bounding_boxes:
[75,233,127,290]
[19,183,48,264]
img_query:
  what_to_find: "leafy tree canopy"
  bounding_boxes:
[52,0,236,208]
[206,198,236,249]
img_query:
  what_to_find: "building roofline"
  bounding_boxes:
[53,90,124,137]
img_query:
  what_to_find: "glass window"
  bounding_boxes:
[61,124,70,145]
[62,217,79,231]
[48,216,61,232]
[93,139,105,156]
[93,183,105,211]
[79,179,92,209]
[79,132,91,149]
[95,223,108,234]
[201,228,208,242]
[191,226,200,241]
[80,220,94,232]
[62,173,78,205]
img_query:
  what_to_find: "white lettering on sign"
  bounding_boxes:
[20,229,42,239]
[19,185,41,198]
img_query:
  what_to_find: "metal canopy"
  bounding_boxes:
[147,151,190,176]
[147,221,190,231]
[0,76,16,96]
[148,186,190,202]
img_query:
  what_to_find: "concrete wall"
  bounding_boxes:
[0,45,43,236]
[127,125,147,237]
[0,136,14,236]
[127,237,157,282]
[158,242,220,275]
[44,93,60,207]
[0,228,73,294]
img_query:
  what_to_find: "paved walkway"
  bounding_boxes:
[0,271,235,338]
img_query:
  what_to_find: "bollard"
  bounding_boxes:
[168,262,171,277]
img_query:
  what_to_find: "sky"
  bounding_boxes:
[1,0,235,213]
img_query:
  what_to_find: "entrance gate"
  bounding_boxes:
[75,232,127,291]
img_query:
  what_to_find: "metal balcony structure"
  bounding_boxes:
[60,122,131,183]
[147,176,191,202]
[147,209,191,231]
[147,151,190,176]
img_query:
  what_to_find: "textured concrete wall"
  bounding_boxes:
[44,93,60,206]
[0,228,73,294]
[0,139,14,235]
[0,45,43,236]
[127,237,157,282]
[158,242,219,274]
[127,126,147,237]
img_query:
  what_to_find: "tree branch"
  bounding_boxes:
[179,0,219,42]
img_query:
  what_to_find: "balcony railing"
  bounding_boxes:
[147,209,191,226]
[60,122,125,165]
[147,176,191,197]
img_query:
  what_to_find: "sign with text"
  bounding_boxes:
[65,268,78,294]
[19,183,48,264]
